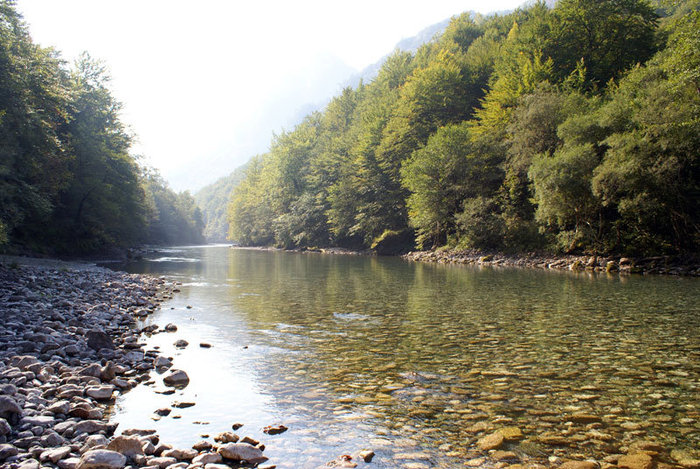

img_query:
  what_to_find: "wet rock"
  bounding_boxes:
[17,459,40,469]
[493,451,519,462]
[0,443,19,459]
[263,424,287,435]
[498,426,523,441]
[146,456,177,468]
[192,441,212,452]
[231,423,243,430]
[86,385,115,401]
[570,413,602,424]
[192,452,222,465]
[76,449,126,469]
[40,446,72,463]
[199,343,212,348]
[214,432,239,443]
[106,435,143,457]
[218,442,267,464]
[559,461,599,469]
[0,418,11,436]
[99,363,118,382]
[326,455,357,468]
[82,435,109,452]
[73,420,117,436]
[629,441,664,455]
[163,370,189,387]
[153,443,173,456]
[670,450,700,469]
[359,450,375,462]
[240,436,259,446]
[0,395,22,420]
[154,356,172,368]
[86,331,114,351]
[173,340,188,348]
[161,448,197,460]
[120,428,156,437]
[171,401,195,408]
[618,453,653,469]
[40,430,66,447]
[477,431,504,451]
[47,400,71,414]
[154,408,171,417]
[164,324,178,332]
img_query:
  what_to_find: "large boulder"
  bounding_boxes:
[163,370,189,387]
[106,435,143,457]
[86,330,114,351]
[217,443,266,464]
[86,385,115,401]
[76,449,126,469]
[0,395,22,420]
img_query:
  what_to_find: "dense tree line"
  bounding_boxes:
[0,2,203,254]
[194,166,248,242]
[228,0,699,256]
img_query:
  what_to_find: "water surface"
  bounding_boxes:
[111,246,700,468]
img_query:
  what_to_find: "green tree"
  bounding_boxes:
[547,0,659,88]
[50,54,145,251]
[401,122,501,248]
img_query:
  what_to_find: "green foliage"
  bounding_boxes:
[225,0,698,257]
[547,0,659,88]
[141,169,204,246]
[454,196,505,250]
[0,2,203,253]
[401,122,501,248]
[194,165,248,242]
[592,59,699,253]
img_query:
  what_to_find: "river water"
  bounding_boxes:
[110,245,699,468]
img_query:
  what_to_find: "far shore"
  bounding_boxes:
[213,244,700,277]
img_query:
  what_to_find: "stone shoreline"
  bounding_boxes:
[402,250,700,276]
[0,259,272,469]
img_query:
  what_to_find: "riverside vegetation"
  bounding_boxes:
[0,3,204,255]
[223,0,699,259]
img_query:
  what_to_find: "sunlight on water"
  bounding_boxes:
[111,246,700,469]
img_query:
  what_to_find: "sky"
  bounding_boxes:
[16,0,526,192]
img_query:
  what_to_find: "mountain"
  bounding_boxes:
[345,18,452,87]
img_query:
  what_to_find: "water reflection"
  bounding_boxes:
[112,247,700,469]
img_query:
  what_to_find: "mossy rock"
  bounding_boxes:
[371,230,415,255]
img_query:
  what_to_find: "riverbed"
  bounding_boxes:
[110,245,700,469]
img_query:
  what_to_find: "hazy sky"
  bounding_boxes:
[16,0,526,192]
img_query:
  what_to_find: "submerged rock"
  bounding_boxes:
[477,431,504,451]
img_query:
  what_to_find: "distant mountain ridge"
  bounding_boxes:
[345,18,453,88]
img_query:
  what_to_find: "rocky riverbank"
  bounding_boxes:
[0,259,272,469]
[403,249,700,276]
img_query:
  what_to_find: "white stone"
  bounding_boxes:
[86,385,115,401]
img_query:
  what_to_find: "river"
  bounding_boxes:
[109,245,700,469]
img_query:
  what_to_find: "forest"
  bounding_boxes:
[226,0,699,256]
[0,1,203,254]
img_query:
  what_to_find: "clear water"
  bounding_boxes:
[110,246,700,468]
